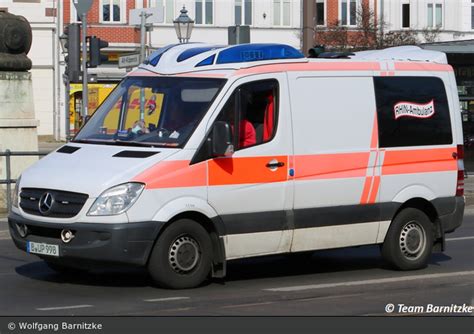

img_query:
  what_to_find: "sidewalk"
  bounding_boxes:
[38,136,64,152]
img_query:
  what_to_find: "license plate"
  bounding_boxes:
[27,241,59,257]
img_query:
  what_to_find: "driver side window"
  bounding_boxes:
[216,79,279,151]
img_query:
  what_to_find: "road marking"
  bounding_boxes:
[144,297,189,302]
[291,293,364,303]
[36,305,93,311]
[160,307,194,312]
[221,301,274,309]
[446,236,474,242]
[264,270,474,292]
[0,230,10,240]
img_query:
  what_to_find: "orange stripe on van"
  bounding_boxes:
[294,153,370,180]
[368,175,380,204]
[235,62,382,76]
[382,148,457,175]
[175,72,228,78]
[370,116,378,149]
[394,62,453,72]
[360,176,373,204]
[133,160,207,189]
[208,156,288,186]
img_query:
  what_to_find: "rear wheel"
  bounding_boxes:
[148,219,212,289]
[382,208,434,270]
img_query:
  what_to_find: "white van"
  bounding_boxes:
[9,43,465,289]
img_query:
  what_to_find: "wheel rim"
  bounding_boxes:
[168,235,201,274]
[399,221,427,260]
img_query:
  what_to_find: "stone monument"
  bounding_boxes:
[0,10,39,212]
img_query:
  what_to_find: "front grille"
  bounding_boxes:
[20,188,89,218]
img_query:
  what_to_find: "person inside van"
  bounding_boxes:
[219,93,256,149]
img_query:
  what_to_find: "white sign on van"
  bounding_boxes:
[394,100,435,120]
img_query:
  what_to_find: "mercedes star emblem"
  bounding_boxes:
[38,192,54,215]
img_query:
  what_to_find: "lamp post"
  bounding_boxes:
[173,6,194,44]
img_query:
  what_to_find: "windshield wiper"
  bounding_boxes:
[72,138,173,148]
[114,140,158,147]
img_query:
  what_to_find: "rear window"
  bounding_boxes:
[374,76,452,148]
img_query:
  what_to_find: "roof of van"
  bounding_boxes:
[131,43,449,77]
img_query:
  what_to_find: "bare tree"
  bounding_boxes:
[421,26,441,43]
[312,4,424,52]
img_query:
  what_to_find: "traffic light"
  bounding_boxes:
[63,23,81,82]
[87,36,109,68]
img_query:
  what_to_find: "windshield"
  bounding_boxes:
[73,76,226,147]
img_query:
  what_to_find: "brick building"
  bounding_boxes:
[304,0,474,53]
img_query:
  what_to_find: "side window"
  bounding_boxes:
[216,79,279,150]
[374,76,452,148]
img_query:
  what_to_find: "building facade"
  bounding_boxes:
[308,0,474,49]
[0,0,61,139]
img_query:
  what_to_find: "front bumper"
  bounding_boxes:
[8,212,164,267]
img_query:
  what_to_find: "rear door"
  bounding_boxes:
[288,75,382,252]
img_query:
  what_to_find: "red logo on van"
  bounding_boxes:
[394,100,435,120]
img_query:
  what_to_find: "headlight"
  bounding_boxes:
[12,175,21,208]
[87,183,144,216]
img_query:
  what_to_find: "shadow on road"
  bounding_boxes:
[13,245,452,288]
[15,261,153,287]
[225,245,452,282]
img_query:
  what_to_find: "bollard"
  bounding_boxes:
[5,149,11,212]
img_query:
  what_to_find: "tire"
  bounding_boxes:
[148,219,212,289]
[382,208,434,270]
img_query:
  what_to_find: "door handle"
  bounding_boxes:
[266,161,285,169]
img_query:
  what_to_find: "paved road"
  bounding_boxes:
[0,212,473,316]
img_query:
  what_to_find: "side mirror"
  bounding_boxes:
[211,121,234,157]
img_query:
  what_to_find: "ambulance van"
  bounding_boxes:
[9,43,465,289]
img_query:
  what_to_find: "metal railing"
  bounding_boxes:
[0,149,50,212]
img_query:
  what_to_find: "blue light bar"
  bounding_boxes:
[216,44,304,65]
[177,46,223,62]
[147,44,179,66]
[196,55,216,67]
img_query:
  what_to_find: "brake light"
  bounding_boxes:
[456,145,464,196]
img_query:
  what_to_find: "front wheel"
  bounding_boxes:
[382,208,434,270]
[148,219,212,289]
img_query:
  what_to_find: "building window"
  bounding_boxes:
[427,2,443,28]
[273,0,291,26]
[315,0,325,26]
[471,0,474,29]
[195,0,213,25]
[340,0,357,26]
[235,0,252,26]
[101,0,125,23]
[402,3,410,28]
[149,0,175,24]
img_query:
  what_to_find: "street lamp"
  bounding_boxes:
[173,6,194,44]
[59,32,68,54]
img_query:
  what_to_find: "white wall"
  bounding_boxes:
[380,0,474,42]
[146,0,301,48]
